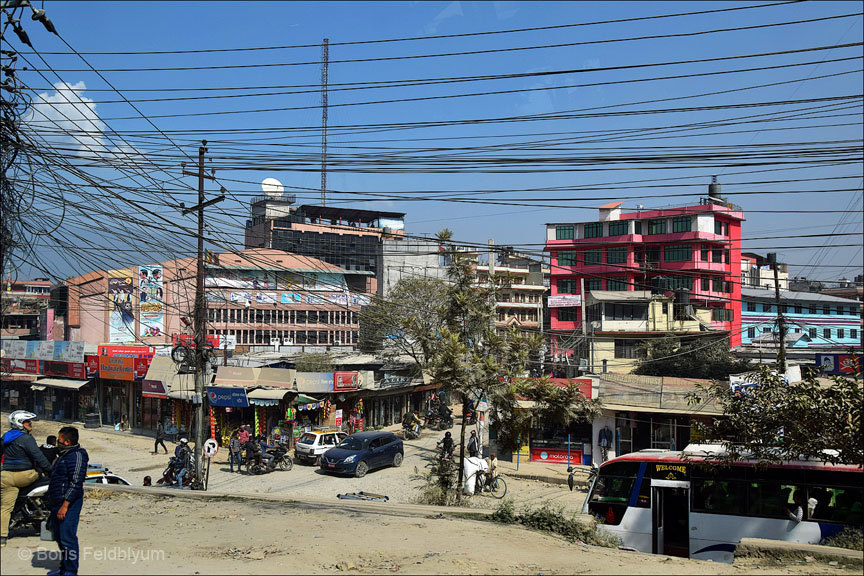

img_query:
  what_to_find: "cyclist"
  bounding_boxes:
[483,453,499,491]
[437,431,454,460]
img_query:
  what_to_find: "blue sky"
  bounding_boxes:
[6,1,863,283]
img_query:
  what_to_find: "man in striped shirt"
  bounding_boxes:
[46,426,89,576]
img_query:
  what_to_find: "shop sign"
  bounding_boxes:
[172,334,221,349]
[85,355,99,377]
[44,361,87,380]
[141,379,168,399]
[52,341,85,363]
[334,371,359,391]
[650,463,689,481]
[98,345,155,359]
[817,353,862,375]
[1,340,27,360]
[1,358,40,374]
[98,356,148,381]
[334,409,343,427]
[529,447,582,465]
[548,295,582,308]
[206,386,249,408]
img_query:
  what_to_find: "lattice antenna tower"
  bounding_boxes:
[320,38,329,207]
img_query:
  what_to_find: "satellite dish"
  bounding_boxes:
[261,177,284,199]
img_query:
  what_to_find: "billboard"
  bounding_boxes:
[98,356,149,381]
[52,341,85,363]
[549,295,582,308]
[108,276,136,342]
[817,354,862,375]
[138,265,164,338]
[334,371,359,392]
[43,361,87,379]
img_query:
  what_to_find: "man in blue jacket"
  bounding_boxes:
[1,410,53,548]
[47,426,89,576]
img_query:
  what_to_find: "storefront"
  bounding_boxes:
[31,378,94,422]
[97,348,151,429]
[523,378,594,465]
[364,385,411,428]
[0,376,39,413]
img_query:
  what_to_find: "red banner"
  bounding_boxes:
[98,345,155,359]
[529,447,583,465]
[43,361,87,380]
[210,407,216,439]
[334,371,359,391]
[141,379,167,399]
[98,356,150,381]
[172,334,220,349]
[1,358,40,374]
[85,355,99,377]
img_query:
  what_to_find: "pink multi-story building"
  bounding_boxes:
[545,184,744,363]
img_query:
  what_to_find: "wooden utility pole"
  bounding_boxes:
[768,253,786,374]
[181,140,225,487]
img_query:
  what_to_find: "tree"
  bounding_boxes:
[634,336,751,380]
[357,277,448,370]
[293,352,334,373]
[687,367,862,468]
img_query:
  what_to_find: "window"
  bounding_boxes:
[672,216,692,233]
[747,482,802,519]
[714,220,724,235]
[838,329,845,339]
[605,303,648,320]
[712,248,722,263]
[667,276,693,290]
[712,308,733,322]
[701,276,709,291]
[712,276,724,292]
[809,305,817,314]
[558,279,578,294]
[794,305,802,314]
[807,328,817,338]
[724,222,730,236]
[763,327,772,334]
[558,307,579,322]
[584,249,602,265]
[700,244,709,262]
[663,244,692,262]
[585,278,602,292]
[724,249,730,264]
[584,222,604,238]
[606,278,629,291]
[558,251,578,266]
[823,328,831,339]
[746,302,757,312]
[822,305,829,315]
[647,219,666,235]
[614,339,640,359]
[634,221,643,235]
[852,329,858,339]
[747,327,756,339]
[555,225,574,240]
[608,221,628,236]
[606,247,627,264]
[692,478,747,516]
[646,246,660,263]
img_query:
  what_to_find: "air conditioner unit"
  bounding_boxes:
[282,338,293,346]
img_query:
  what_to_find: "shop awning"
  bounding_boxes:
[295,393,321,404]
[33,378,92,391]
[247,388,291,406]
[413,382,442,392]
[31,385,47,391]
[601,403,724,416]
[168,389,199,401]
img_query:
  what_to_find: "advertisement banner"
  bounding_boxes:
[1,340,27,360]
[138,265,164,338]
[280,293,301,304]
[52,341,85,363]
[108,276,136,342]
[529,447,582,465]
[141,379,168,399]
[230,291,252,303]
[37,341,55,361]
[98,345,155,359]
[1,358,40,374]
[207,387,249,408]
[334,409,343,428]
[817,353,862,375]
[43,361,87,380]
[85,355,99,377]
[255,292,277,304]
[548,295,582,308]
[172,334,221,349]
[334,371,359,392]
[98,356,150,381]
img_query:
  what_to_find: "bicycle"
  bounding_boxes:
[475,470,507,499]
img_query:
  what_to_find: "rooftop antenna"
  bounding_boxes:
[320,38,329,207]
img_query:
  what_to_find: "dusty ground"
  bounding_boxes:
[2,490,860,575]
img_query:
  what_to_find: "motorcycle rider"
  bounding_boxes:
[1,410,53,548]
[257,435,276,469]
[174,438,192,488]
[436,431,455,460]
[403,409,422,437]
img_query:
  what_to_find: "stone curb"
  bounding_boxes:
[737,538,863,566]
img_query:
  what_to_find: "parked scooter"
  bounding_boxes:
[8,476,50,533]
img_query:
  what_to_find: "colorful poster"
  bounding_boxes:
[108,277,135,343]
[52,341,85,363]
[138,266,164,338]
[37,341,55,361]
[230,291,252,303]
[280,293,301,304]
[1,340,27,360]
[256,292,277,304]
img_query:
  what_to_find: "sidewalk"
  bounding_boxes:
[498,457,592,488]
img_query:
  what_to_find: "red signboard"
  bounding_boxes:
[98,356,149,381]
[1,358,40,374]
[98,345,155,359]
[43,361,87,380]
[141,379,167,399]
[529,447,583,465]
[171,334,220,349]
[85,355,99,377]
[334,371,359,391]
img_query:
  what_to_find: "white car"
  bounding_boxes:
[294,429,347,465]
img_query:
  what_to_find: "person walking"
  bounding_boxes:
[237,424,250,445]
[1,410,53,548]
[153,421,168,455]
[228,431,242,473]
[46,426,89,576]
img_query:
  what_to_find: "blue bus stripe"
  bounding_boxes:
[630,461,647,507]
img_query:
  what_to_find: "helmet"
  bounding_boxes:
[9,410,37,430]
[179,438,189,444]
[445,431,451,438]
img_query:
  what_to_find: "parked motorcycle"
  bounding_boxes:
[156,455,197,487]
[8,476,50,533]
[245,444,293,474]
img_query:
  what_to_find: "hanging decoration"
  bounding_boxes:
[254,406,261,437]
[356,399,363,415]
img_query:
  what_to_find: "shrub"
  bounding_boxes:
[821,527,864,551]
[489,502,619,548]
[412,457,463,507]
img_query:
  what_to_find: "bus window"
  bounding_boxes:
[635,474,651,508]
[692,479,746,516]
[832,487,864,525]
[748,483,802,519]
[587,475,635,525]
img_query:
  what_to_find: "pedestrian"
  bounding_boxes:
[228,431,242,473]
[1,411,53,548]
[467,429,480,458]
[153,421,168,455]
[46,426,89,576]
[237,425,250,445]
[41,435,60,465]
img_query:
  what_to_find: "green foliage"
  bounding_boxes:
[293,352,334,372]
[634,336,751,380]
[687,367,863,467]
[413,457,463,507]
[821,527,864,551]
[489,502,620,548]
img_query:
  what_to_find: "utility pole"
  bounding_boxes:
[320,38,329,206]
[181,140,225,488]
[768,253,786,374]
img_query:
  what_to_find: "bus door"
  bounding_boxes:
[651,479,690,558]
